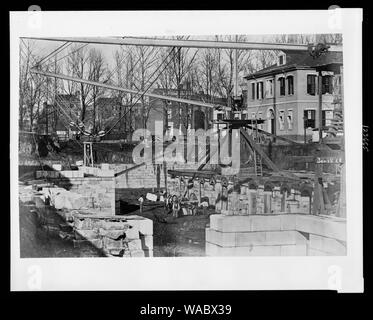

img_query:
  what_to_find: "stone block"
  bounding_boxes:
[296,215,346,241]
[280,215,297,230]
[126,216,153,235]
[309,234,346,255]
[205,228,236,247]
[265,231,306,246]
[52,164,62,171]
[206,242,282,256]
[144,249,153,257]
[74,229,100,240]
[212,215,253,232]
[60,170,74,178]
[250,215,282,232]
[73,238,103,249]
[307,248,329,256]
[280,244,307,256]
[235,231,266,246]
[140,235,153,250]
[127,250,145,258]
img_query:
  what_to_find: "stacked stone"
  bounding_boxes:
[256,186,265,214]
[36,170,85,179]
[299,196,311,214]
[67,177,115,215]
[272,187,283,213]
[206,214,308,256]
[73,214,153,257]
[286,189,300,213]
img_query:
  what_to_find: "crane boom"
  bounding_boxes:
[22,36,343,52]
[30,68,223,109]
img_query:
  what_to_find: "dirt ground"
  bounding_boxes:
[18,184,211,258]
[116,188,213,257]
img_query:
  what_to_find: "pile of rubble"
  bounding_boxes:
[73,214,153,257]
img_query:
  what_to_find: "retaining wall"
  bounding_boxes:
[206,214,346,256]
[36,167,115,215]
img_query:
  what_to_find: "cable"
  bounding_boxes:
[34,42,69,68]
[20,41,86,143]
[104,47,179,135]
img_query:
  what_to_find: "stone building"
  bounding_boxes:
[147,87,227,139]
[244,50,343,142]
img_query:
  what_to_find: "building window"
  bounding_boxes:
[322,75,333,94]
[287,76,294,95]
[287,110,293,130]
[217,113,224,121]
[304,110,316,129]
[307,75,317,95]
[322,110,333,127]
[279,110,285,130]
[256,82,263,99]
[265,79,274,98]
[251,83,256,100]
[278,77,285,96]
[278,54,286,66]
[251,112,255,119]
[258,112,263,130]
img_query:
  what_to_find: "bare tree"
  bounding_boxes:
[197,48,219,101]
[214,35,256,102]
[131,46,159,130]
[88,48,107,132]
[65,45,91,122]
[19,40,45,132]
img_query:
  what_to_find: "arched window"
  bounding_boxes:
[287,75,294,95]
[287,110,293,130]
[278,77,286,96]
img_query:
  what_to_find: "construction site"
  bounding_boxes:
[18,34,346,258]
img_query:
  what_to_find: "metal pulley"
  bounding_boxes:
[97,130,106,137]
[209,176,216,186]
[221,177,229,187]
[187,179,194,189]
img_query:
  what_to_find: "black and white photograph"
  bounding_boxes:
[10,9,363,292]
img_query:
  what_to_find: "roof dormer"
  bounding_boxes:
[277,53,286,66]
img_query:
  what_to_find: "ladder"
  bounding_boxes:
[253,150,263,176]
[252,120,263,176]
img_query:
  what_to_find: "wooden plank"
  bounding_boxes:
[240,128,279,172]
[114,162,146,177]
[245,125,301,145]
[31,69,221,109]
[22,36,344,52]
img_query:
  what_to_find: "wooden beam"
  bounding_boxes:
[245,124,301,145]
[31,69,221,109]
[22,36,342,52]
[240,128,301,180]
[240,128,280,172]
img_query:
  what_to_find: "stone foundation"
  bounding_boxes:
[36,167,115,215]
[206,214,346,256]
[73,214,153,257]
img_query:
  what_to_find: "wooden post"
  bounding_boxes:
[273,75,277,143]
[312,163,325,215]
[318,71,323,143]
[83,142,94,167]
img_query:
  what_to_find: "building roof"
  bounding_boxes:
[150,88,227,105]
[244,50,343,80]
[56,94,80,105]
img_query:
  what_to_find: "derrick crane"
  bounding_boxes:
[25,36,341,183]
